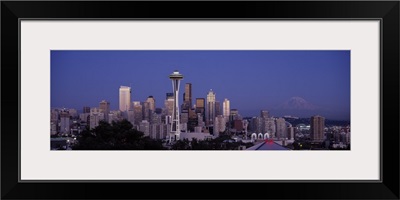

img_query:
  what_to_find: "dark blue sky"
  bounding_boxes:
[51,50,350,120]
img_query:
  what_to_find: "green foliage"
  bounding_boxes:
[171,135,252,150]
[72,119,165,150]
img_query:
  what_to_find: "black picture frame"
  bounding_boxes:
[2,1,399,199]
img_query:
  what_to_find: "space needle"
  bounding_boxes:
[169,70,183,143]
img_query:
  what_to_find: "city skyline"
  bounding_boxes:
[51,50,350,120]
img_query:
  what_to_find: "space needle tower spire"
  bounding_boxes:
[169,70,183,143]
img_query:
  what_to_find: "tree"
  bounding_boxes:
[72,119,165,150]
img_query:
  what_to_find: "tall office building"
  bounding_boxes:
[275,118,287,139]
[215,101,221,116]
[139,120,150,137]
[99,100,110,121]
[164,93,174,117]
[214,115,226,137]
[142,101,151,122]
[230,109,239,121]
[310,115,325,142]
[59,110,70,134]
[195,98,205,116]
[133,101,143,126]
[222,98,230,120]
[251,117,263,133]
[146,96,156,112]
[263,117,276,138]
[119,86,131,112]
[89,107,105,130]
[183,83,192,110]
[108,110,121,124]
[206,89,216,126]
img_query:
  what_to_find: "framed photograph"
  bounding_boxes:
[2,1,399,199]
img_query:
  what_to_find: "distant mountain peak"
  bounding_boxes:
[278,96,319,110]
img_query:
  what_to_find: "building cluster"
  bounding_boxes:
[247,111,295,141]
[50,73,348,148]
[51,81,254,140]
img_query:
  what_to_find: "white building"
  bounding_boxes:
[59,110,70,134]
[119,86,131,112]
[275,118,287,139]
[214,115,226,136]
[222,98,230,121]
[263,117,276,138]
[139,120,150,137]
[90,107,105,129]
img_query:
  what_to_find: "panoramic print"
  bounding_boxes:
[50,50,350,150]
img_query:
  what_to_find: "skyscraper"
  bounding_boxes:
[146,96,156,112]
[99,100,110,121]
[59,110,70,134]
[142,101,151,122]
[206,89,216,126]
[133,101,143,126]
[169,70,183,142]
[195,98,205,116]
[310,115,325,142]
[183,83,192,110]
[214,115,226,137]
[119,86,131,112]
[275,118,287,139]
[215,101,221,116]
[89,107,105,130]
[223,98,230,120]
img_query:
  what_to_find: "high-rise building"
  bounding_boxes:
[263,117,276,138]
[127,109,135,126]
[146,96,156,112]
[251,117,263,133]
[206,89,216,126]
[59,110,70,134]
[287,124,294,140]
[133,101,143,126]
[310,115,325,142]
[108,110,121,124]
[260,110,269,118]
[183,83,192,110]
[195,98,205,122]
[89,107,105,129]
[196,98,205,110]
[151,112,162,124]
[99,100,110,121]
[275,118,287,139]
[181,110,189,124]
[119,86,131,112]
[215,101,221,116]
[139,120,150,137]
[223,98,230,120]
[142,101,151,122]
[214,115,226,137]
[230,109,239,121]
